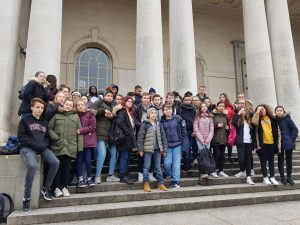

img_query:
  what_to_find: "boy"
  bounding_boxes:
[134,85,143,106]
[165,92,180,115]
[151,94,163,120]
[18,98,60,213]
[197,86,209,102]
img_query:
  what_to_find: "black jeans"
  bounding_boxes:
[237,143,252,176]
[257,144,276,177]
[278,150,293,178]
[213,145,226,171]
[227,145,232,159]
[53,155,72,189]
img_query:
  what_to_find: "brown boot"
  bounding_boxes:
[157,184,168,191]
[144,182,152,192]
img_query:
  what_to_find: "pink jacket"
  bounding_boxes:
[193,113,214,144]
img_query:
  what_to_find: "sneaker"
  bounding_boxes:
[287,177,295,185]
[169,182,180,189]
[219,171,229,177]
[200,174,209,179]
[246,176,255,185]
[144,182,152,192]
[54,188,63,198]
[120,176,134,185]
[61,187,70,197]
[192,158,198,165]
[158,184,168,191]
[234,171,246,178]
[138,172,143,182]
[22,198,31,213]
[86,179,95,187]
[251,169,255,176]
[281,176,287,185]
[41,187,52,201]
[94,176,101,184]
[106,175,120,182]
[263,177,272,185]
[210,172,219,178]
[77,179,87,188]
[149,173,157,182]
[269,177,279,186]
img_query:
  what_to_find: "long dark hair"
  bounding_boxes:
[237,108,252,127]
[196,103,212,119]
[255,104,275,119]
[122,96,135,118]
[220,93,233,109]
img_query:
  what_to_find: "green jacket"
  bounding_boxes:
[211,110,229,146]
[48,112,83,158]
[93,99,113,141]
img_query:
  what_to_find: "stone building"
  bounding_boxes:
[1,0,300,143]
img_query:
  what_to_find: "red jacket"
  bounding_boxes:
[78,111,97,148]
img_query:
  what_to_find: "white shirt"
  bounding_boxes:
[243,121,252,143]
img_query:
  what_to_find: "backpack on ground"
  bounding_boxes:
[0,193,14,223]
[197,146,216,175]
[0,135,20,155]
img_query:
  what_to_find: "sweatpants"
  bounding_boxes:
[236,143,252,176]
[53,155,72,190]
[278,150,293,178]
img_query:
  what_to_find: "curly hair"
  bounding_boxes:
[255,104,275,119]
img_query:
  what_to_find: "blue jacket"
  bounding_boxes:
[160,115,189,151]
[277,114,298,151]
[178,104,196,135]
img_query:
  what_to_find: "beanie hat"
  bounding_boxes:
[147,107,157,118]
[149,87,156,94]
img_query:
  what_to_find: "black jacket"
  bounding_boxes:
[277,114,298,151]
[17,114,50,153]
[115,108,137,151]
[178,104,196,135]
[18,79,50,115]
[232,114,255,148]
[45,102,64,121]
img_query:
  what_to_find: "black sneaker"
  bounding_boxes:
[281,176,287,185]
[77,179,87,188]
[22,198,31,213]
[287,177,295,185]
[86,179,95,187]
[41,186,52,201]
[120,176,134,185]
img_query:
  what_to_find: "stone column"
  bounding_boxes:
[169,0,197,95]
[136,0,164,95]
[242,0,277,107]
[266,0,300,127]
[23,0,62,83]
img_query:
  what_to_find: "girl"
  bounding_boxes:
[76,99,97,187]
[204,98,216,113]
[275,106,298,185]
[58,84,71,100]
[252,104,279,185]
[160,104,189,189]
[232,107,255,185]
[193,103,214,179]
[115,96,137,184]
[48,100,83,197]
[211,102,230,177]
[93,91,119,184]
[137,108,168,192]
[192,95,201,110]
[45,91,66,121]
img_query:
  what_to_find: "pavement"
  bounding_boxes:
[37,200,300,225]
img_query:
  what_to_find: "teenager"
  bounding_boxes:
[58,84,71,100]
[165,92,180,115]
[45,91,66,121]
[137,108,168,192]
[192,95,201,110]
[134,85,143,106]
[151,94,164,120]
[204,98,216,113]
[252,104,279,185]
[46,75,58,102]
[18,98,60,213]
[196,86,209,102]
[275,106,298,185]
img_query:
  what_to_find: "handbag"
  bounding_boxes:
[228,123,237,146]
[109,120,125,145]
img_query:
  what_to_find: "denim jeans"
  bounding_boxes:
[76,148,93,178]
[119,150,130,177]
[182,136,194,171]
[164,146,182,183]
[96,141,118,177]
[196,141,211,153]
[20,147,59,199]
[143,150,164,184]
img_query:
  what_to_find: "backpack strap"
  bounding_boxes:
[0,193,14,223]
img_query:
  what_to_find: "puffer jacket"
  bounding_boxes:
[93,99,113,141]
[78,111,97,148]
[48,111,83,158]
[137,120,167,153]
[193,113,214,144]
[276,113,298,151]
[211,110,229,146]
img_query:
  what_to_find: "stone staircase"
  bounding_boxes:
[7,150,300,225]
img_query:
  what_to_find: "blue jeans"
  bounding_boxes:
[96,141,118,177]
[143,150,164,184]
[183,136,195,171]
[119,150,130,177]
[76,148,93,178]
[164,146,182,183]
[196,141,210,153]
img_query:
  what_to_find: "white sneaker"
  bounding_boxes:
[149,173,157,182]
[210,172,219,178]
[106,175,120,182]
[54,188,63,198]
[269,177,279,186]
[251,169,255,176]
[61,187,70,197]
[138,172,143,182]
[234,171,246,178]
[263,177,272,185]
[219,171,229,177]
[94,176,101,184]
[246,176,255,185]
[192,159,198,165]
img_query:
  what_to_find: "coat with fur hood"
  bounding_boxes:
[193,113,214,144]
[18,77,51,115]
[211,109,229,146]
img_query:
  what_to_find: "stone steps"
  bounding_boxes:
[8,187,300,225]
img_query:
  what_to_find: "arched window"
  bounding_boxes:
[75,47,112,95]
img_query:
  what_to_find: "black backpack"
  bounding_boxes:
[197,147,216,175]
[18,85,27,100]
[109,119,125,145]
[0,193,14,223]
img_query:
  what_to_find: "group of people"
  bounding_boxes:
[17,71,299,213]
